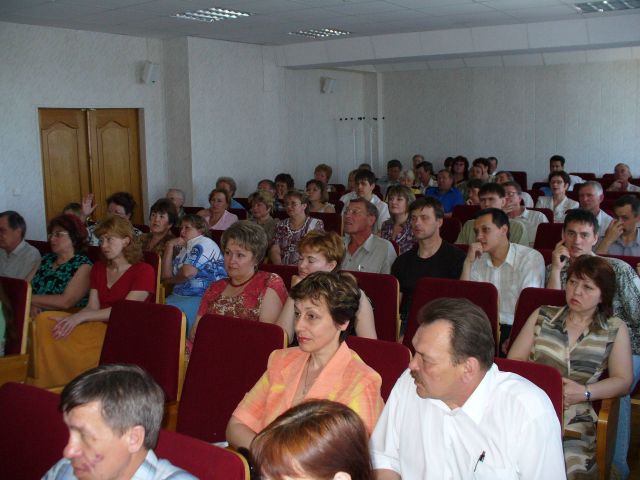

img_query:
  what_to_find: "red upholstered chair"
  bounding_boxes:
[402,278,499,353]
[535,247,553,265]
[208,229,224,247]
[451,204,480,225]
[100,300,186,403]
[329,183,346,195]
[494,357,563,425]
[176,315,286,442]
[229,208,248,220]
[273,210,288,220]
[155,430,249,480]
[260,264,297,288]
[528,207,553,223]
[27,238,52,255]
[350,271,400,342]
[309,211,342,235]
[570,172,597,181]
[346,336,410,402]
[0,382,67,479]
[524,189,544,206]
[183,206,203,215]
[533,223,564,249]
[133,223,150,233]
[0,276,32,386]
[441,217,462,244]
[509,287,565,353]
[509,171,528,190]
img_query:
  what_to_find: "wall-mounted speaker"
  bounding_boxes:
[141,61,159,85]
[321,77,336,93]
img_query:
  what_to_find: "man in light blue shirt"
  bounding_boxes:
[596,194,640,257]
[44,364,195,480]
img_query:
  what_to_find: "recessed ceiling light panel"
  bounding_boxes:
[288,28,352,39]
[575,0,640,13]
[174,7,253,23]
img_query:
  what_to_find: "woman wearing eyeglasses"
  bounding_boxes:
[269,190,324,265]
[30,214,93,316]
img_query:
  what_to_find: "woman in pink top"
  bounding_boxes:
[226,271,383,450]
[197,188,238,231]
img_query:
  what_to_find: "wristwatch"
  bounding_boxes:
[584,387,592,401]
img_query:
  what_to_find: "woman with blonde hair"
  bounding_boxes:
[30,215,156,388]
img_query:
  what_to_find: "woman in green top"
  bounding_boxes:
[30,214,92,316]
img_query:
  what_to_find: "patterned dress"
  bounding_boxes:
[380,219,415,255]
[31,253,93,307]
[530,305,623,479]
[272,217,324,265]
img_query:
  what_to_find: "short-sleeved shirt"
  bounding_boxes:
[90,261,155,308]
[535,196,579,223]
[391,242,466,317]
[197,271,287,321]
[0,240,41,279]
[233,342,383,434]
[470,243,545,325]
[339,192,391,233]
[341,234,397,274]
[517,208,549,247]
[44,449,196,480]
[172,235,226,297]
[273,217,324,265]
[603,227,640,256]
[31,253,93,307]
[424,187,464,213]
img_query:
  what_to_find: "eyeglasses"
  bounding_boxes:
[47,231,70,239]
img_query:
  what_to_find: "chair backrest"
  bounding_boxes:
[602,253,640,270]
[346,336,410,402]
[535,247,553,265]
[27,239,52,255]
[100,300,186,402]
[510,287,566,351]
[509,171,528,190]
[524,189,544,206]
[259,264,297,288]
[309,212,342,235]
[403,277,499,353]
[229,208,247,220]
[440,217,462,244]
[451,204,480,225]
[155,430,249,480]
[176,315,286,442]
[528,207,553,223]
[350,271,400,342]
[0,276,32,355]
[142,250,161,303]
[234,197,250,209]
[183,206,203,215]
[208,229,224,246]
[0,382,68,479]
[494,357,563,425]
[533,223,564,249]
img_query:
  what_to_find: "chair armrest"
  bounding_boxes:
[163,400,179,432]
[0,354,29,387]
[596,396,620,480]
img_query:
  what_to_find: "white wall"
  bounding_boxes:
[382,61,640,186]
[0,21,167,239]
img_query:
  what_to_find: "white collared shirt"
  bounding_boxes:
[470,243,545,325]
[534,196,579,223]
[594,209,613,239]
[371,367,566,480]
[341,234,397,274]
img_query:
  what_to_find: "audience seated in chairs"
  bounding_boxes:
[535,171,579,222]
[247,190,277,245]
[82,191,143,246]
[306,179,336,213]
[380,185,416,255]
[29,216,155,388]
[596,194,640,257]
[226,271,383,450]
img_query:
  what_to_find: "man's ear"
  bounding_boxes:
[461,356,481,383]
[126,425,146,453]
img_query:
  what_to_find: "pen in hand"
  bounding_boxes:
[473,451,485,472]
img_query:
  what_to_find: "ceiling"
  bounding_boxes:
[0,0,636,46]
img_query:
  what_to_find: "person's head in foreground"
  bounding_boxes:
[410,297,494,406]
[50,364,193,480]
[251,399,372,480]
[297,230,344,278]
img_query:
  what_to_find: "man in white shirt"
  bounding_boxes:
[495,171,534,207]
[371,297,565,480]
[0,210,41,280]
[340,170,390,233]
[502,181,548,247]
[460,208,545,353]
[578,181,613,242]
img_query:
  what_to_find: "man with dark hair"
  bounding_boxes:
[456,183,529,246]
[0,210,41,280]
[502,181,548,246]
[487,156,498,175]
[44,364,195,479]
[378,159,403,196]
[471,157,491,183]
[83,191,143,246]
[461,208,545,351]
[257,179,277,196]
[274,173,294,212]
[597,194,640,256]
[546,208,640,477]
[414,161,436,190]
[548,154,583,191]
[391,197,466,329]
[341,198,396,274]
[424,169,464,215]
[340,170,390,233]
[371,297,564,479]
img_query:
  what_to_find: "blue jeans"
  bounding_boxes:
[612,354,640,479]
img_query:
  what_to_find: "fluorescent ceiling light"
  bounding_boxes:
[289,28,351,39]
[174,7,253,22]
[575,0,640,13]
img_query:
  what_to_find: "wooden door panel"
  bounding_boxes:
[88,109,143,224]
[39,109,90,222]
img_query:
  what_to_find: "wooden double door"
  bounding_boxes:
[39,108,144,224]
